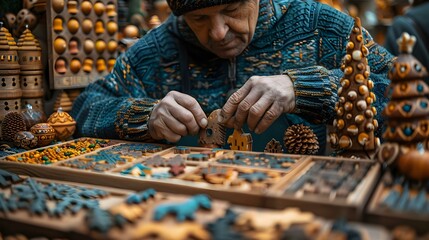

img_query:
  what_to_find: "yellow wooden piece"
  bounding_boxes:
[227,129,252,151]
[132,222,210,240]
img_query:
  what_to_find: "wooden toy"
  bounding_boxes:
[228,128,252,151]
[47,108,76,140]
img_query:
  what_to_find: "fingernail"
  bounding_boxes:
[200,118,208,128]
[217,114,224,123]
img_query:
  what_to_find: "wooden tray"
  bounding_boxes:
[265,156,381,220]
[365,171,429,234]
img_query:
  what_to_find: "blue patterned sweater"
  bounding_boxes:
[71,0,394,153]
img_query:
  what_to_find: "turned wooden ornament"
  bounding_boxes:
[378,32,429,180]
[14,131,38,149]
[30,123,56,147]
[47,107,76,140]
[54,91,73,112]
[329,18,379,158]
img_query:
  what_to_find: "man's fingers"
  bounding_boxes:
[234,89,261,130]
[168,104,200,135]
[247,94,273,131]
[254,102,282,134]
[220,81,252,123]
[174,92,208,128]
[162,113,189,136]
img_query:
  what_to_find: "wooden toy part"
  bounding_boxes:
[199,109,226,148]
[70,58,81,73]
[83,39,94,54]
[54,37,67,54]
[55,58,67,74]
[81,0,93,15]
[14,131,38,149]
[123,25,140,38]
[67,18,79,34]
[227,128,252,151]
[132,222,210,240]
[68,39,79,55]
[82,19,93,34]
[53,17,63,32]
[52,0,65,13]
[93,2,106,16]
[67,0,78,14]
[83,58,94,73]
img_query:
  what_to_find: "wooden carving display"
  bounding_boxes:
[329,17,379,159]
[17,26,44,112]
[0,24,22,124]
[199,109,226,148]
[46,0,118,89]
[378,32,429,180]
[227,129,252,151]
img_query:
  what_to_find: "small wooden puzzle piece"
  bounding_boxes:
[206,208,245,239]
[169,165,186,176]
[121,163,152,177]
[199,109,226,148]
[227,129,252,151]
[264,138,283,153]
[145,155,167,167]
[174,146,191,154]
[153,194,212,222]
[86,208,115,233]
[0,169,22,188]
[235,208,314,231]
[126,188,156,204]
[201,166,235,184]
[132,222,210,240]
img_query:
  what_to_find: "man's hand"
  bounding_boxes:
[220,75,295,134]
[148,91,208,142]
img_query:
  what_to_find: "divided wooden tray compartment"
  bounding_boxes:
[365,171,429,234]
[266,156,381,220]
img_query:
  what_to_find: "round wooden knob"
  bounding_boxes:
[93,2,105,16]
[70,59,81,73]
[67,18,80,34]
[54,37,67,54]
[81,0,92,15]
[84,39,94,54]
[52,0,65,13]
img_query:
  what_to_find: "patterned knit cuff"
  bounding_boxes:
[115,98,159,141]
[283,66,340,124]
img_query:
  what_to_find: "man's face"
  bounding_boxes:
[183,0,259,59]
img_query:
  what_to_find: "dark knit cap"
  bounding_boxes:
[167,0,243,16]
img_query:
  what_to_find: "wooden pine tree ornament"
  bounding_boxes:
[329,18,379,159]
[378,32,429,180]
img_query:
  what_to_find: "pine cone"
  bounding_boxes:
[284,124,319,155]
[1,112,27,142]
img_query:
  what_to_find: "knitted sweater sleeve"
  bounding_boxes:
[70,34,161,141]
[284,19,394,138]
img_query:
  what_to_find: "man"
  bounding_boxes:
[71,0,394,153]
